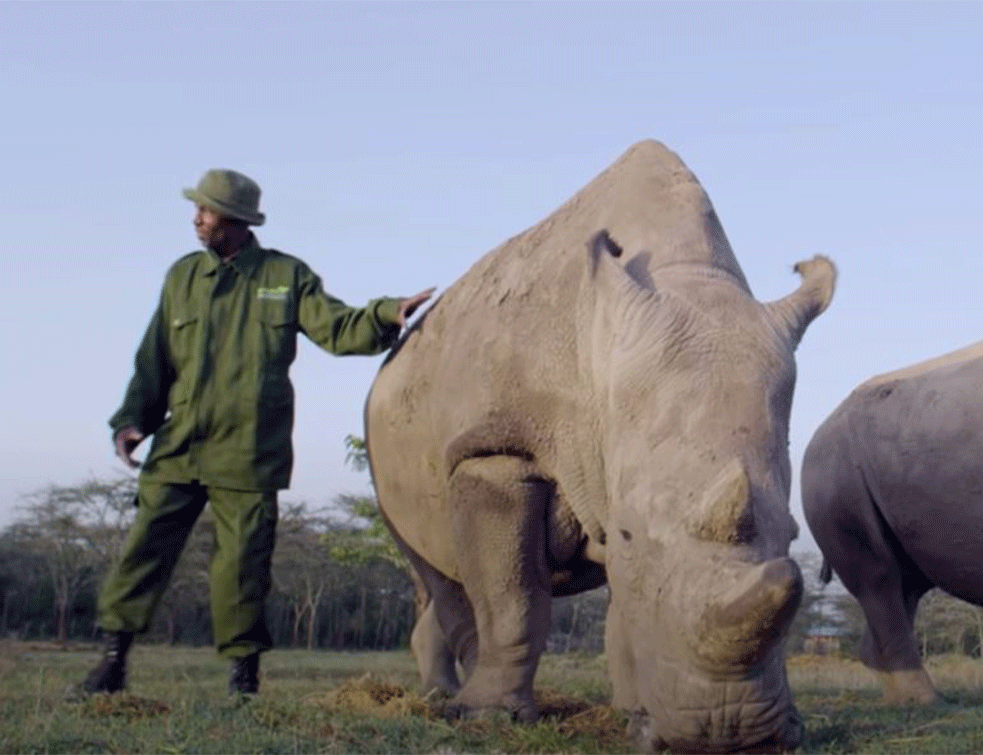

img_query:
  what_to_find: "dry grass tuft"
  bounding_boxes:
[79,693,171,721]
[304,673,437,719]
[301,673,628,744]
[555,705,627,739]
[536,687,592,719]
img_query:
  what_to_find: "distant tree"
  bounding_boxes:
[338,435,423,621]
[333,435,411,573]
[787,551,842,653]
[0,533,45,637]
[8,477,137,640]
[957,602,983,657]
[913,589,983,657]
[344,434,369,473]
[273,502,340,649]
[327,493,410,570]
[789,551,867,656]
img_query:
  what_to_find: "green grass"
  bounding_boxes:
[0,642,630,754]
[4,641,983,753]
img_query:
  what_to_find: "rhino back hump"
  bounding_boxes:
[845,345,983,591]
[370,139,751,460]
[366,139,753,576]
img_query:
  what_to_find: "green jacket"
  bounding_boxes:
[109,235,402,491]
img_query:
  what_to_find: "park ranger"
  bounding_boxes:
[82,168,434,697]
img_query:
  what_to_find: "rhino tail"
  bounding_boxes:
[819,558,833,585]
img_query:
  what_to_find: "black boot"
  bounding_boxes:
[82,631,134,694]
[228,653,260,697]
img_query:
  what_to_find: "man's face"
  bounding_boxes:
[194,205,230,249]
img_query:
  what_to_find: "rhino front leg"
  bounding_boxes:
[446,455,553,723]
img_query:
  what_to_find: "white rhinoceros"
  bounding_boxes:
[802,340,983,706]
[365,140,835,753]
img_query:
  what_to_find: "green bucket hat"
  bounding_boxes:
[182,168,266,226]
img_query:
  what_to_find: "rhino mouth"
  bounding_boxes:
[637,696,802,754]
[636,652,802,754]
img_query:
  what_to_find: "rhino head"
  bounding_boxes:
[580,230,835,752]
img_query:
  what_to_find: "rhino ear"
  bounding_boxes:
[585,229,649,300]
[584,229,666,353]
[764,255,837,350]
[587,229,624,273]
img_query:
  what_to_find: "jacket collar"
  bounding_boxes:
[201,234,265,278]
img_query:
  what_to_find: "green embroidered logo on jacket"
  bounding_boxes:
[257,286,290,301]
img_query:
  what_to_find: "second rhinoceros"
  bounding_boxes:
[365,140,835,753]
[802,340,983,705]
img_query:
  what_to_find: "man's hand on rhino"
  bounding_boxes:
[397,288,436,328]
[115,426,145,469]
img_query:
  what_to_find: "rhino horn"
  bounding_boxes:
[764,255,837,349]
[695,558,803,669]
[686,459,756,544]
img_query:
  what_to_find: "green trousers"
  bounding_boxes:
[98,479,278,659]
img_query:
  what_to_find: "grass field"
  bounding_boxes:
[3,640,983,753]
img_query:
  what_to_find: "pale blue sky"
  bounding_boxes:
[1,1,980,554]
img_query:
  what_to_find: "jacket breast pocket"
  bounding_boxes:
[168,313,200,368]
[257,305,297,365]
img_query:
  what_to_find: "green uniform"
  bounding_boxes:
[100,235,402,657]
[109,235,401,490]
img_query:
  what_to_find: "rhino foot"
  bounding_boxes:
[626,709,668,752]
[879,669,938,705]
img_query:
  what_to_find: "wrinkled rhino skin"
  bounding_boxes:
[802,341,983,705]
[366,140,836,753]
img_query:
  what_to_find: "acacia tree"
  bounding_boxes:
[9,477,137,640]
[272,502,340,649]
[0,532,46,637]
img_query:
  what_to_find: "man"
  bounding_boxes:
[82,168,434,697]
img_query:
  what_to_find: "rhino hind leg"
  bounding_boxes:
[863,557,938,704]
[381,511,476,693]
[444,455,553,723]
[411,594,463,695]
[832,521,938,704]
[803,433,937,704]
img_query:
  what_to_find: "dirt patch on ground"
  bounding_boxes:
[305,675,628,739]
